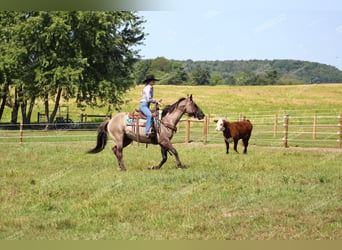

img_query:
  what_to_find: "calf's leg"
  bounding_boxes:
[242,135,250,154]
[233,139,239,153]
[224,138,230,154]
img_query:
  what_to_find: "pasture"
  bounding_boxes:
[0,84,341,239]
[0,143,341,239]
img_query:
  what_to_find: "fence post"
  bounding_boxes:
[313,113,317,139]
[283,114,289,148]
[203,115,208,145]
[19,123,23,144]
[185,117,190,143]
[339,114,342,150]
[273,114,278,138]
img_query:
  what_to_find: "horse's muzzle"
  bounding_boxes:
[195,112,205,120]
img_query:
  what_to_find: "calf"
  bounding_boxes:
[214,118,253,154]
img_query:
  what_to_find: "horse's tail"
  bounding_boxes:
[87,120,109,154]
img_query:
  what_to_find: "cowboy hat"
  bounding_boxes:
[143,75,160,83]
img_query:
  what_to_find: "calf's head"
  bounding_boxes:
[214,118,225,131]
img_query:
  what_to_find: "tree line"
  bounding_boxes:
[134,57,342,86]
[0,11,145,124]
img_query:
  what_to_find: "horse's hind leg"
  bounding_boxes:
[112,136,132,171]
[112,145,126,171]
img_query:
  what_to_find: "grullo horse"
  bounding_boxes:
[88,95,205,171]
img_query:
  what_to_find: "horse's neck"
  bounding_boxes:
[162,108,184,126]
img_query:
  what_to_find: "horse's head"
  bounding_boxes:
[183,94,205,120]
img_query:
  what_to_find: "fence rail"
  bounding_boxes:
[1,113,341,150]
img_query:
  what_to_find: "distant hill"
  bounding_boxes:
[180,59,342,84]
[134,58,342,85]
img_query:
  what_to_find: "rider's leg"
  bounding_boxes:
[140,102,153,135]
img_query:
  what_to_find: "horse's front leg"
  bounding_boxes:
[149,146,168,170]
[149,143,182,170]
[166,144,183,169]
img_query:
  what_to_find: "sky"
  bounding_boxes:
[137,0,342,70]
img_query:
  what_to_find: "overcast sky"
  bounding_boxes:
[137,0,342,70]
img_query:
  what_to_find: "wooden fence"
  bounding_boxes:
[1,113,342,150]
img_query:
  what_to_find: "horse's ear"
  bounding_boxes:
[189,94,193,101]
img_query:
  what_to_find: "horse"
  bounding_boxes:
[214,118,253,154]
[88,95,205,171]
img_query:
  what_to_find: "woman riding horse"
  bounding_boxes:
[139,75,161,138]
[88,95,205,171]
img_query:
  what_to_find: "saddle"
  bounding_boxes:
[126,108,160,143]
[128,108,159,120]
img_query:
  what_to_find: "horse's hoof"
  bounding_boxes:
[148,166,156,170]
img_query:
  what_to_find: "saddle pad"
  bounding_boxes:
[125,114,146,127]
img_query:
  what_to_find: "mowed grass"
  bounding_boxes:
[1,83,341,123]
[1,84,342,239]
[121,84,342,116]
[0,142,341,239]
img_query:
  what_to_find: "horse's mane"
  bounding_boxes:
[161,97,186,117]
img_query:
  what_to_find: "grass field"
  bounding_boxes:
[0,142,341,239]
[1,83,342,123]
[0,84,341,239]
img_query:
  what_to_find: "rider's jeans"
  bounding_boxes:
[139,102,152,135]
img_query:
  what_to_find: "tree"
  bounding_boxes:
[265,70,279,84]
[161,62,188,85]
[0,11,145,124]
[72,11,145,111]
[133,59,152,84]
[191,67,211,85]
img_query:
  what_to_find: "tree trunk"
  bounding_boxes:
[27,98,35,124]
[10,88,19,124]
[0,80,10,121]
[43,92,50,129]
[49,87,63,124]
[20,101,28,124]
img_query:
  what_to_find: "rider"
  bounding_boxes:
[139,75,161,137]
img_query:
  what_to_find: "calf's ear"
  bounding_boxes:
[213,119,218,123]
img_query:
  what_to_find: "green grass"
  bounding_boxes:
[0,142,341,239]
[1,84,342,239]
[1,84,342,123]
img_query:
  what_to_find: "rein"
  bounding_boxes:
[159,100,188,133]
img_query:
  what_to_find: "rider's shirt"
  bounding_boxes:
[140,84,156,104]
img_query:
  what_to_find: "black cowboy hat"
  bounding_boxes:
[143,74,160,83]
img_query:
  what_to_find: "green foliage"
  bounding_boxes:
[191,66,211,85]
[133,58,342,85]
[0,11,145,124]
